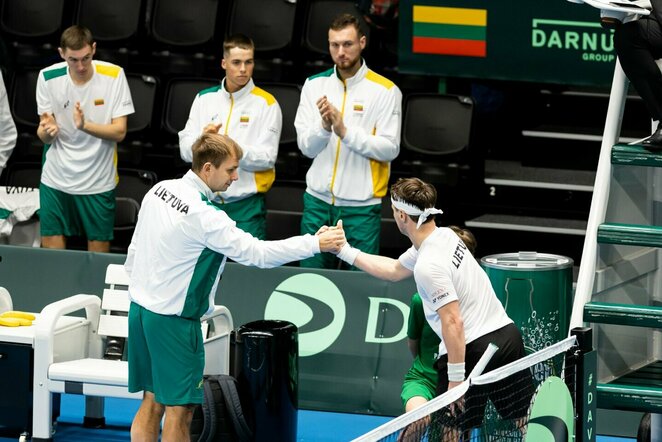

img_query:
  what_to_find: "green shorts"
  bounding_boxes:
[401,367,437,409]
[39,183,115,241]
[214,193,266,240]
[128,302,205,406]
[300,192,381,269]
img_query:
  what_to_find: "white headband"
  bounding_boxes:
[391,197,443,229]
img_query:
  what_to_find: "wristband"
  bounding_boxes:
[447,362,465,383]
[337,243,360,265]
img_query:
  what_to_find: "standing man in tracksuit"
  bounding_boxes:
[126,133,345,441]
[179,34,282,239]
[294,13,402,269]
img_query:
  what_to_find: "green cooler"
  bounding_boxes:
[481,252,573,354]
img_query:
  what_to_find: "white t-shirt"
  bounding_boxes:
[36,60,134,194]
[399,227,512,356]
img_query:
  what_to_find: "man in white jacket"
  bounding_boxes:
[294,13,402,269]
[179,34,282,239]
[126,133,344,442]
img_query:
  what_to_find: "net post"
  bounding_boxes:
[570,327,597,442]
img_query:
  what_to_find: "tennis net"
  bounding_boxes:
[353,334,585,442]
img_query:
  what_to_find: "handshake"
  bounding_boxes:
[315,220,361,265]
[315,220,347,254]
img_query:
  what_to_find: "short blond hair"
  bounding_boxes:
[223,34,254,57]
[191,133,243,171]
[60,25,94,51]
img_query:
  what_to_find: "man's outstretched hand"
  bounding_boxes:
[316,220,346,253]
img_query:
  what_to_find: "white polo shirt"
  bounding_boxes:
[36,60,134,194]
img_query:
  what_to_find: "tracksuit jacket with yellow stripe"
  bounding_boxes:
[295,61,402,206]
[178,78,282,203]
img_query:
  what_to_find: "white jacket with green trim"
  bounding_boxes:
[295,62,402,207]
[125,170,319,319]
[179,78,282,203]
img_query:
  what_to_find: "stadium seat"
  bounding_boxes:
[113,167,157,252]
[265,181,305,240]
[301,0,370,59]
[74,0,143,43]
[116,168,157,205]
[225,0,298,81]
[8,69,42,162]
[111,196,140,253]
[31,264,234,440]
[118,73,159,166]
[144,0,223,75]
[0,0,66,39]
[74,0,145,66]
[261,82,307,180]
[162,77,219,138]
[402,93,474,156]
[148,77,218,178]
[149,0,221,47]
[226,0,297,53]
[0,0,68,67]
[398,93,476,189]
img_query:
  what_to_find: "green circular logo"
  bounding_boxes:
[265,274,346,357]
[525,376,574,442]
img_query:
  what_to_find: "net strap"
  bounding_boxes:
[471,336,577,385]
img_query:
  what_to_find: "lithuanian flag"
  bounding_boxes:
[412,5,487,58]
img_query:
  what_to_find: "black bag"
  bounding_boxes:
[190,374,253,442]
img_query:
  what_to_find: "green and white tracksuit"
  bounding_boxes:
[125,170,318,319]
[294,61,402,268]
[178,79,282,239]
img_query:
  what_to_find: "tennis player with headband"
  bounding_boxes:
[334,177,533,428]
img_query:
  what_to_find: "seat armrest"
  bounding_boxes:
[201,305,233,338]
[33,294,102,380]
[202,305,233,375]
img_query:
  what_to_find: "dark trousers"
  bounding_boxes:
[615,16,662,123]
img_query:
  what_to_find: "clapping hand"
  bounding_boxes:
[39,113,59,140]
[316,96,333,132]
[73,102,85,130]
[203,123,223,134]
[317,97,346,139]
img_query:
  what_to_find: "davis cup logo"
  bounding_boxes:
[264,274,346,357]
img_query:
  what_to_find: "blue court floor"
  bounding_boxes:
[0,396,636,441]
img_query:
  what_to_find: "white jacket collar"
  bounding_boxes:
[220,77,255,100]
[334,60,368,87]
[183,170,216,201]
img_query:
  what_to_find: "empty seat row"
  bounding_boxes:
[0,0,391,80]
